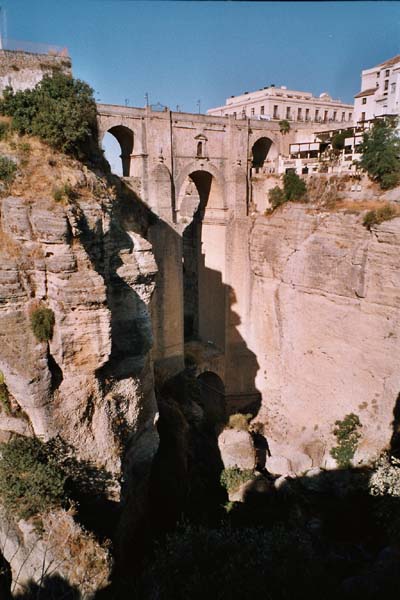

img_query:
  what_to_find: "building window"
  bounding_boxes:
[233,112,237,119]
[391,82,396,93]
[349,113,352,121]
[261,105,265,115]
[241,109,246,118]
[286,106,291,119]
[333,111,337,121]
[361,112,366,121]
[341,112,345,121]
[305,108,310,121]
[386,69,390,77]
[297,107,302,120]
[362,97,367,105]
[323,110,328,122]
[377,71,380,77]
[273,105,278,118]
[251,108,255,116]
[197,141,203,157]
[384,79,389,90]
[315,109,319,121]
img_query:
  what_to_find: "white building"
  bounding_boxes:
[207,85,353,124]
[354,55,400,123]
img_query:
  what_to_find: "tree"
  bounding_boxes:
[359,118,400,189]
[279,119,291,135]
[268,185,286,209]
[0,73,98,159]
[283,171,307,201]
[0,436,66,519]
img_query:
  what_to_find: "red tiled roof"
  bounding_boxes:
[354,88,377,99]
[378,55,400,68]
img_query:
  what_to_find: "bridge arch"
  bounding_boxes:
[181,168,226,348]
[102,125,134,176]
[251,136,277,169]
[175,162,225,223]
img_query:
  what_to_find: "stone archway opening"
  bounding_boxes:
[102,125,134,176]
[197,371,226,427]
[251,137,273,168]
[181,171,225,347]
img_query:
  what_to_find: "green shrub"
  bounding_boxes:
[30,307,55,342]
[359,118,400,189]
[52,182,76,203]
[220,466,255,493]
[268,185,286,209]
[0,121,10,140]
[0,156,17,184]
[283,171,307,201]
[279,119,291,135]
[369,453,400,542]
[53,187,64,202]
[381,171,399,190]
[0,436,66,519]
[137,522,330,600]
[228,413,252,431]
[0,72,98,159]
[331,130,352,151]
[330,413,362,468]
[0,371,10,415]
[363,203,397,229]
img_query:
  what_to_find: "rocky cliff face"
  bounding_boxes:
[0,179,159,594]
[240,204,400,473]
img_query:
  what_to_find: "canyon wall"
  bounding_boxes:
[226,204,400,473]
[0,186,159,594]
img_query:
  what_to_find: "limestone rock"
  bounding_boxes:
[218,428,255,470]
[230,204,400,471]
[0,509,111,598]
[266,455,291,476]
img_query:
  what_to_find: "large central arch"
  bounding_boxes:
[180,170,226,350]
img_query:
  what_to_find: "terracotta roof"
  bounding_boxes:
[354,87,377,99]
[378,55,400,68]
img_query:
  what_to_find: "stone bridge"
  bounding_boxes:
[96,105,292,413]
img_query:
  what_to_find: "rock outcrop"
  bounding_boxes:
[0,188,159,593]
[235,204,400,472]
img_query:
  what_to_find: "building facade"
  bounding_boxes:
[354,55,400,123]
[207,85,353,124]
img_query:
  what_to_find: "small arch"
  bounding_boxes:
[197,371,226,426]
[251,137,273,168]
[197,141,203,158]
[102,125,134,176]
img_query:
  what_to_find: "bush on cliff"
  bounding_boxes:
[0,72,98,159]
[30,306,55,342]
[330,413,362,468]
[363,203,397,229]
[0,436,66,519]
[283,171,307,201]
[268,172,307,210]
[359,118,400,189]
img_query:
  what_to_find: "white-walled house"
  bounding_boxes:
[207,85,353,124]
[354,55,400,123]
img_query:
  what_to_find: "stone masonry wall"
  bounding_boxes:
[0,50,71,94]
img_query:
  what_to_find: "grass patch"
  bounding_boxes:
[220,466,255,493]
[228,413,252,431]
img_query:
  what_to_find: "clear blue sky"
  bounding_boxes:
[1,0,400,113]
